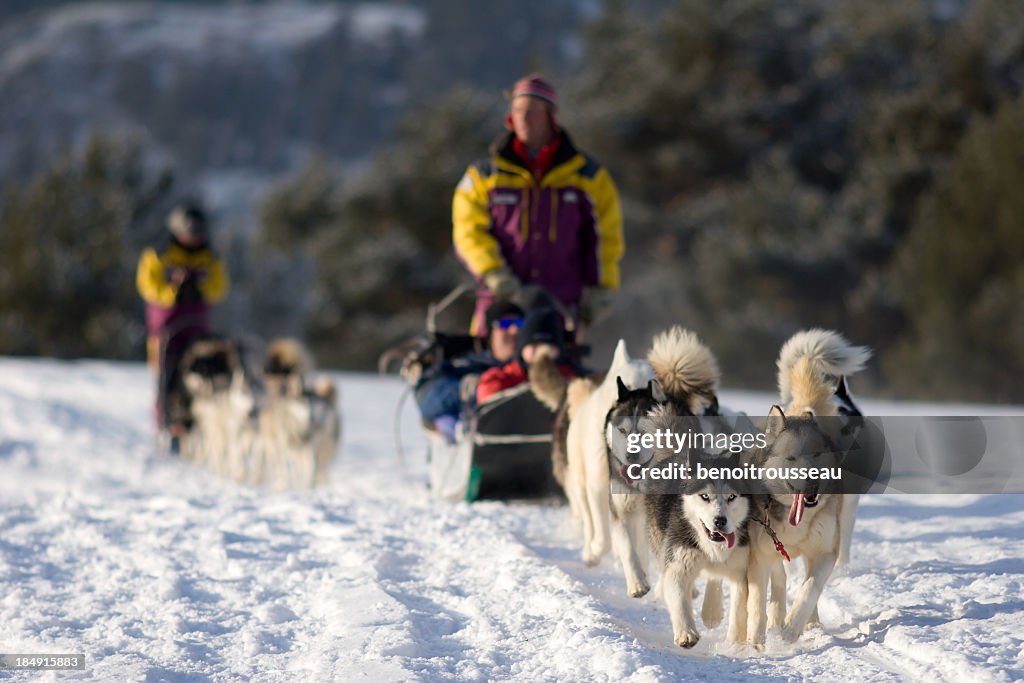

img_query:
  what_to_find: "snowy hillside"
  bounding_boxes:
[0,357,1022,681]
[0,1,427,223]
[0,1,580,220]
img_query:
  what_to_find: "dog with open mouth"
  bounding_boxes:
[746,328,870,645]
[646,464,753,649]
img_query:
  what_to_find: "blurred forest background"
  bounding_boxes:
[0,0,1022,401]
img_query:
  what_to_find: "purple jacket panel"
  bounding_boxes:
[145,301,211,341]
[487,185,597,307]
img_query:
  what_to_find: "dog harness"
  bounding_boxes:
[756,499,791,562]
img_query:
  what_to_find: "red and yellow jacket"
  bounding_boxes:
[136,238,229,365]
[453,131,624,331]
[136,239,228,309]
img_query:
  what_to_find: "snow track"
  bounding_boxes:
[0,358,1021,681]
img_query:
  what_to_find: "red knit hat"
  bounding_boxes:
[507,74,558,109]
[504,74,560,134]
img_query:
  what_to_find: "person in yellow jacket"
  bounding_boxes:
[453,74,624,336]
[136,202,229,434]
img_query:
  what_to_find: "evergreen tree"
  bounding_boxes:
[888,93,1024,401]
[0,135,174,358]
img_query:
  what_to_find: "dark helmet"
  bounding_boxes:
[484,300,525,331]
[516,307,564,357]
[167,202,208,241]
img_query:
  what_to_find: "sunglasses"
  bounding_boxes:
[493,317,524,330]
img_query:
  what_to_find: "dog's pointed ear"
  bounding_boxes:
[764,404,786,437]
[616,376,629,401]
[834,375,863,418]
[649,379,667,403]
[704,395,720,417]
[612,339,629,368]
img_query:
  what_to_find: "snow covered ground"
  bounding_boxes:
[0,357,1022,681]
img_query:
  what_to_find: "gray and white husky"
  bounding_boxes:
[746,328,870,645]
[180,337,256,482]
[604,377,667,597]
[565,339,654,566]
[647,478,753,648]
[604,327,721,599]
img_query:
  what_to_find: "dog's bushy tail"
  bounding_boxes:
[647,326,720,407]
[778,329,871,415]
[528,353,568,412]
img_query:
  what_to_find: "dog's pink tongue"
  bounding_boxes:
[788,494,805,526]
[723,531,736,549]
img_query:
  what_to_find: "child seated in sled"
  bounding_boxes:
[414,301,524,442]
[475,307,579,405]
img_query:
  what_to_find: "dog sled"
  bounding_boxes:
[380,284,584,503]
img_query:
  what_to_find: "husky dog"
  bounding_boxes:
[527,352,592,494]
[604,378,669,596]
[647,475,753,648]
[603,327,722,598]
[548,376,597,513]
[179,337,255,481]
[746,329,870,645]
[554,377,597,497]
[565,340,654,566]
[256,338,341,489]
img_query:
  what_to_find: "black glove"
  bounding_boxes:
[175,272,202,305]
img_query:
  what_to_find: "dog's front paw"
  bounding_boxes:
[675,628,700,649]
[628,577,650,598]
[781,622,801,643]
[583,537,608,566]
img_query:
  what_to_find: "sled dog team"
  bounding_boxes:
[176,337,340,489]
[533,326,870,649]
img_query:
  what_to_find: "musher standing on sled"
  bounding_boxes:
[136,202,229,445]
[452,74,626,337]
